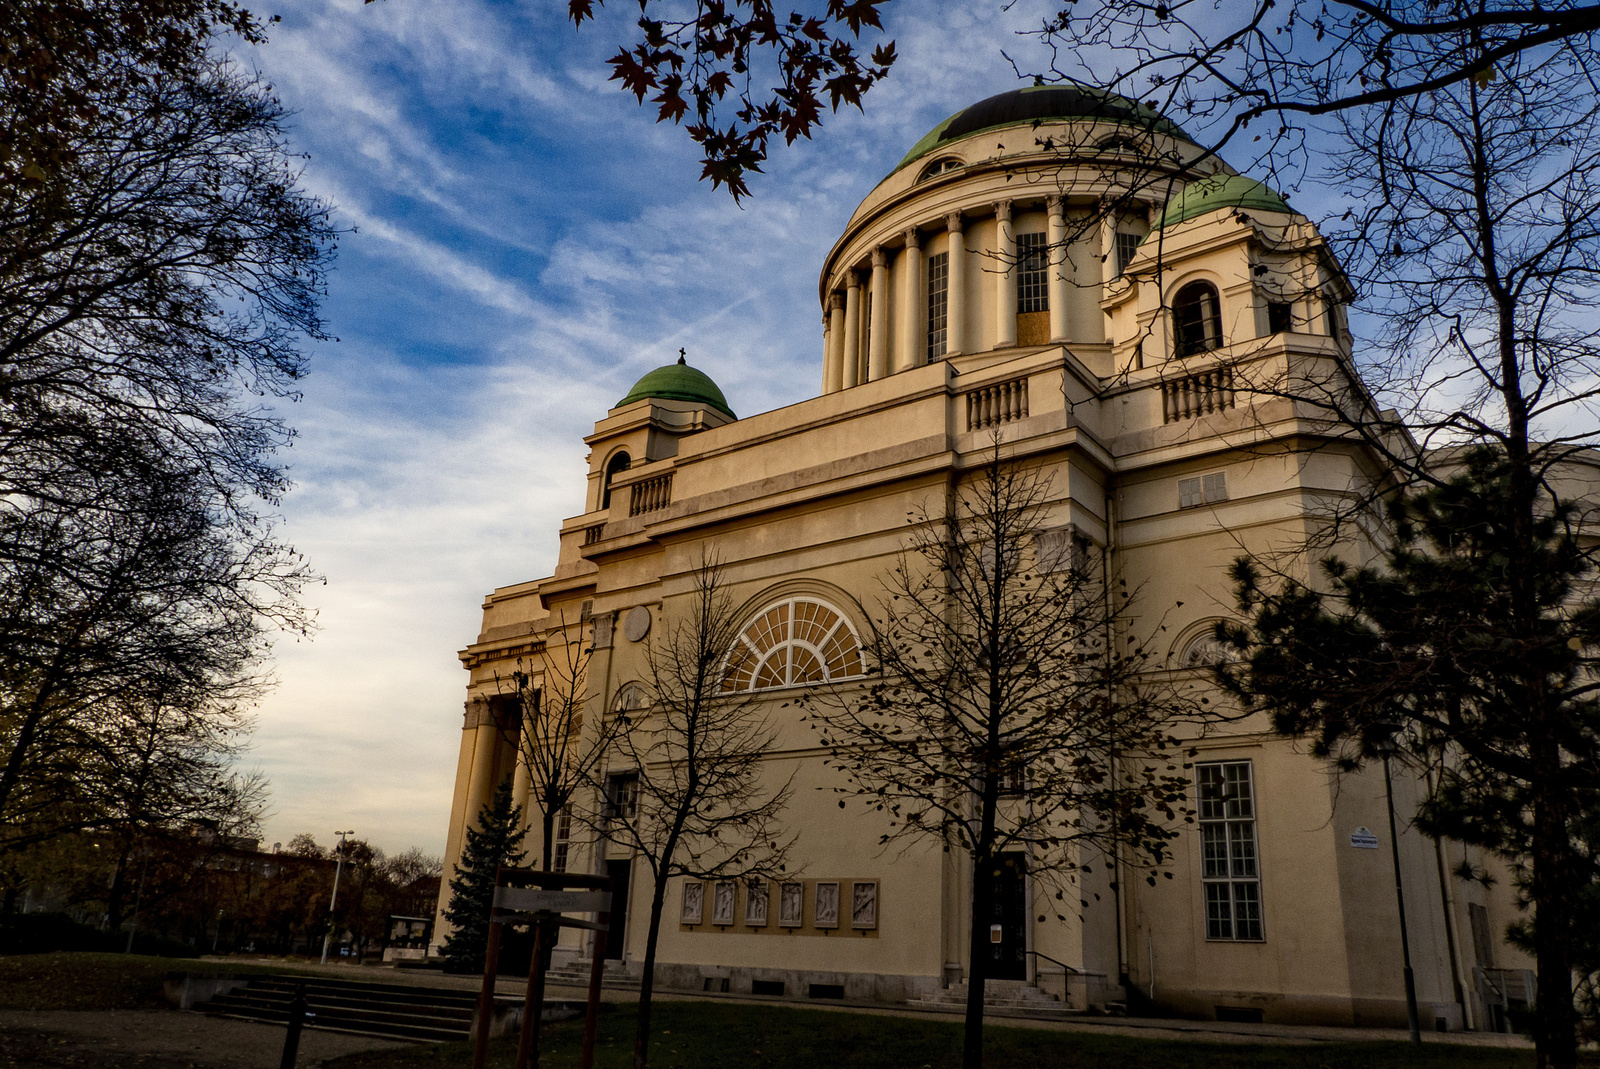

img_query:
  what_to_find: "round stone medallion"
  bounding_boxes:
[622,606,652,642]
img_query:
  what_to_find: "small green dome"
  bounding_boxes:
[1151,174,1292,233]
[617,358,736,419]
[894,83,1194,174]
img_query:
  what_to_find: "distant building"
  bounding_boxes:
[437,86,1540,1029]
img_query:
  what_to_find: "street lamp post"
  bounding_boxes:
[320,830,355,965]
[1375,726,1422,1045]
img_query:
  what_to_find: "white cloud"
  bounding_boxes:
[244,0,1064,856]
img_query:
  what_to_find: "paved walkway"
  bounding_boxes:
[0,1009,403,1069]
[207,957,1533,1050]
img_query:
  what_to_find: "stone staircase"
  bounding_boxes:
[193,975,480,1043]
[541,958,639,991]
[907,979,1079,1019]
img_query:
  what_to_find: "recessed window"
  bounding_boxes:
[1266,302,1292,335]
[605,772,638,821]
[1016,232,1048,313]
[1115,232,1142,277]
[917,157,965,182]
[721,597,863,692]
[927,251,949,362]
[1198,761,1264,941]
[602,451,631,509]
[1178,472,1228,509]
[1173,282,1223,356]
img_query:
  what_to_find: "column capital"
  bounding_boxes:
[904,227,921,250]
[994,200,1012,222]
[872,246,888,268]
[845,269,862,290]
[829,290,846,310]
[945,211,964,233]
[1047,195,1065,218]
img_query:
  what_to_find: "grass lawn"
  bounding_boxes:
[0,952,286,1011]
[325,1000,1539,1069]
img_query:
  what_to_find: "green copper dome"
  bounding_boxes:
[894,84,1194,173]
[1151,174,1292,233]
[617,357,736,419]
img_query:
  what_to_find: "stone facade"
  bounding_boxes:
[436,87,1544,1030]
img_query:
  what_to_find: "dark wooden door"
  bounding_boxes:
[986,853,1028,981]
[605,860,631,960]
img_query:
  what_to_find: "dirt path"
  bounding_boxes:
[0,1009,404,1069]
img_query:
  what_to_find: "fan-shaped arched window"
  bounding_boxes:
[601,451,631,509]
[612,682,651,715]
[721,597,864,691]
[917,157,965,182]
[1173,282,1223,357]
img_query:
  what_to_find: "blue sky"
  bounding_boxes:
[239,0,1084,857]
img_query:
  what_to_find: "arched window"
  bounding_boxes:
[721,597,863,691]
[601,451,631,509]
[917,157,964,182]
[1172,282,1223,357]
[612,682,650,716]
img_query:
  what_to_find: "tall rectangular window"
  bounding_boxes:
[606,772,638,822]
[927,251,949,361]
[1116,232,1142,277]
[1016,232,1048,313]
[1198,760,1263,940]
[552,807,572,873]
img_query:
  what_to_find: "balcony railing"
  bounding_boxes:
[1161,366,1235,424]
[629,473,673,516]
[966,376,1029,432]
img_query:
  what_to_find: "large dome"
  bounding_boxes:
[617,357,736,420]
[893,84,1194,174]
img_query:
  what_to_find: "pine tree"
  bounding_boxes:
[441,780,527,973]
[1220,447,1600,1059]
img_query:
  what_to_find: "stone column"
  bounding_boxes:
[462,714,501,829]
[1047,196,1069,342]
[842,271,863,388]
[994,200,1016,350]
[820,312,832,395]
[897,228,922,373]
[827,292,846,393]
[868,247,890,382]
[946,213,966,357]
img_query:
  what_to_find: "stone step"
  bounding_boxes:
[192,975,484,1044]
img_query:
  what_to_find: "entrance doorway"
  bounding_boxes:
[604,860,631,960]
[986,853,1028,981]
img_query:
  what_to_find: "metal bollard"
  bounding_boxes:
[280,981,308,1069]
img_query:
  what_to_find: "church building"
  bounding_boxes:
[435,85,1533,1029]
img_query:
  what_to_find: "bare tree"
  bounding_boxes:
[803,444,1200,1069]
[598,555,792,1069]
[493,614,615,872]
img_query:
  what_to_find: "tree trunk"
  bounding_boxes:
[962,851,994,1069]
[632,862,671,1069]
[1532,768,1576,1069]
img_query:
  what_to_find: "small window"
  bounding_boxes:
[1173,282,1223,356]
[917,157,964,182]
[1197,761,1263,941]
[1115,232,1142,277]
[927,251,949,361]
[1178,472,1228,509]
[605,772,638,821]
[602,452,631,509]
[1266,302,1292,334]
[1323,296,1341,336]
[1016,233,1049,313]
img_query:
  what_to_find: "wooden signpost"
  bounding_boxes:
[471,869,613,1069]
